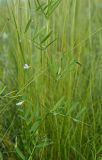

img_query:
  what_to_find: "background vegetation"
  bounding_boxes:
[0,0,102,159]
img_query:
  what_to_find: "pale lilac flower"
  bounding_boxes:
[16,101,24,106]
[2,32,8,40]
[24,64,30,70]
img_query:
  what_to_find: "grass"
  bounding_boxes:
[0,0,102,159]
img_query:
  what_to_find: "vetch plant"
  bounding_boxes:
[0,0,102,160]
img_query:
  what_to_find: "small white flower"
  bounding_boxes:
[2,32,8,40]
[16,101,24,106]
[24,64,30,70]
